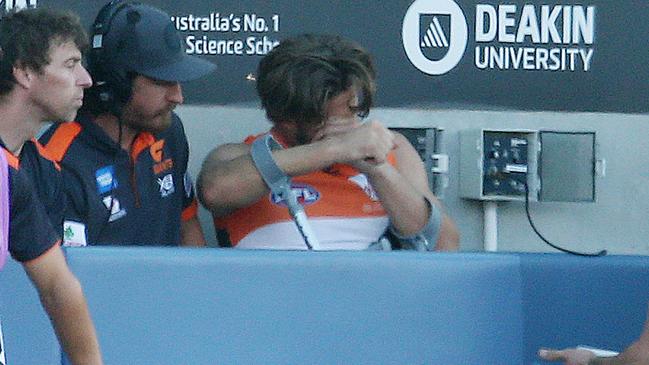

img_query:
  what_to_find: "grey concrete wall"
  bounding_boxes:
[178,105,649,255]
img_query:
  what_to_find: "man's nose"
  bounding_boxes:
[77,65,93,88]
[166,82,184,104]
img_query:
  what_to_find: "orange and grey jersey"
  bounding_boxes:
[0,139,59,262]
[39,113,198,246]
[214,132,396,250]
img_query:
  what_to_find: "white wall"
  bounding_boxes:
[178,105,649,254]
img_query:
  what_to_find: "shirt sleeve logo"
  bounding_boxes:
[63,220,87,247]
[157,173,175,198]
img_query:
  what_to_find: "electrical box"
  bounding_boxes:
[459,129,540,201]
[460,129,599,202]
[390,127,449,198]
[539,131,596,202]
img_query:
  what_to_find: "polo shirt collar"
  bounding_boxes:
[76,113,156,158]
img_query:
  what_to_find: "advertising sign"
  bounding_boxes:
[26,0,649,113]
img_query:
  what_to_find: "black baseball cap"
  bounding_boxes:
[100,2,215,82]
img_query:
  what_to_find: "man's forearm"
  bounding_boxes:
[41,273,102,365]
[199,139,342,216]
[364,163,430,236]
[180,216,207,247]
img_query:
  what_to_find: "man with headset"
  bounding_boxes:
[0,7,102,364]
[40,0,215,247]
[198,33,459,250]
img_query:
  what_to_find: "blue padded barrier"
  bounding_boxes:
[2,249,648,364]
[0,258,60,364]
[520,253,649,365]
[65,248,524,365]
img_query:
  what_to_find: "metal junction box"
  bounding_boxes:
[460,129,540,201]
[460,129,597,202]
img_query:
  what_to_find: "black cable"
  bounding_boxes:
[523,182,607,257]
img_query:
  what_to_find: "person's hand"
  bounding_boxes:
[539,347,598,365]
[316,119,396,172]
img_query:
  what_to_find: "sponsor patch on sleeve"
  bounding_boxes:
[63,220,87,247]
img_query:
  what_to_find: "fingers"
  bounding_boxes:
[347,121,392,164]
[317,119,396,166]
[538,348,597,365]
[538,348,566,360]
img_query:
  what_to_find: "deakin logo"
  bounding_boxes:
[403,0,468,75]
[420,14,450,61]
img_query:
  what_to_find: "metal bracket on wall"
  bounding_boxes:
[389,127,448,199]
[431,153,449,173]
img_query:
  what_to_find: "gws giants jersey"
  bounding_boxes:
[214,132,397,250]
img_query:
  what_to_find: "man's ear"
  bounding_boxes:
[12,64,34,89]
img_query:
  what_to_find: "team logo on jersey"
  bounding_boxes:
[150,140,165,162]
[103,196,127,222]
[270,183,320,207]
[150,139,174,174]
[157,174,175,198]
[349,174,380,201]
[95,165,117,194]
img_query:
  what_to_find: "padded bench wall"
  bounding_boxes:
[65,249,524,365]
[520,253,649,364]
[3,249,647,364]
[0,259,60,364]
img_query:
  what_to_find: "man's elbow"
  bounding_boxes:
[196,173,236,218]
[196,171,220,212]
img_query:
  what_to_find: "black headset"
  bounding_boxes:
[87,0,141,113]
[86,1,145,232]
